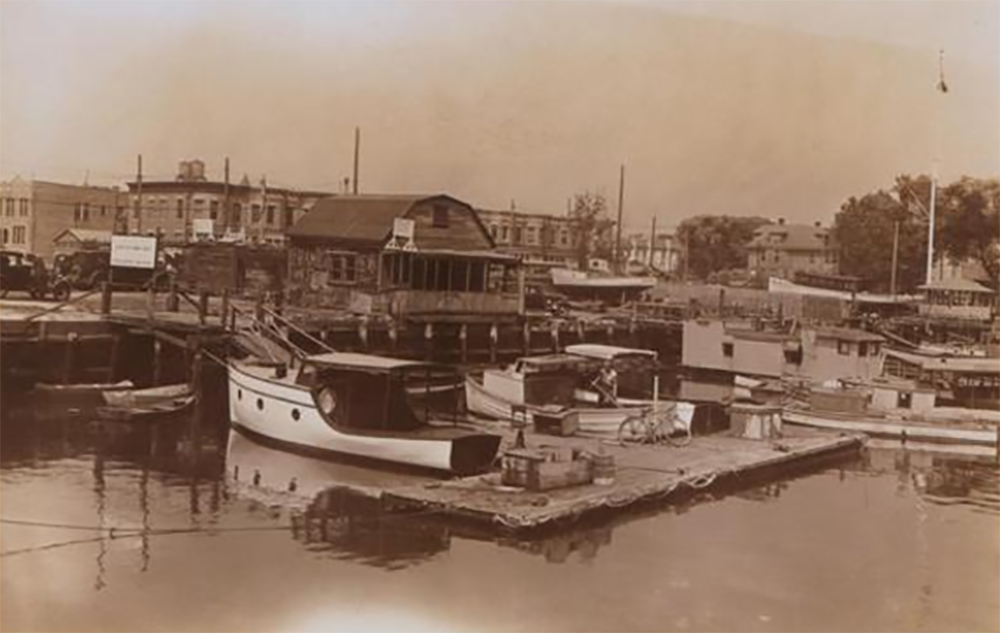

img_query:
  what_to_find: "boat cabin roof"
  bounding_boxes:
[565,343,657,361]
[305,352,429,373]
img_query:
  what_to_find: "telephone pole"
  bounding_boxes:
[135,154,143,235]
[352,127,360,195]
[614,164,625,274]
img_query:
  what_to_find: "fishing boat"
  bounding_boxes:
[96,383,196,423]
[227,352,502,475]
[782,377,1000,447]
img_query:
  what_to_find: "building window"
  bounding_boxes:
[284,208,294,228]
[722,342,734,358]
[82,203,90,221]
[870,342,881,357]
[19,199,28,216]
[233,203,242,224]
[526,227,536,244]
[266,205,275,225]
[1,228,7,244]
[858,342,868,357]
[501,226,509,241]
[513,227,522,244]
[251,204,261,223]
[490,224,498,238]
[560,231,568,246]
[210,200,219,220]
[12,226,26,244]
[329,252,357,283]
[176,199,184,219]
[432,205,449,228]
[837,340,851,356]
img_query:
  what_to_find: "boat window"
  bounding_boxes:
[257,398,264,411]
[722,343,734,358]
[315,369,424,432]
[897,391,912,409]
[858,342,868,357]
[296,363,319,387]
[291,408,300,421]
[837,341,851,356]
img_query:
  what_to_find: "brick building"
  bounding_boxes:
[746,219,837,281]
[0,176,124,261]
[125,160,331,245]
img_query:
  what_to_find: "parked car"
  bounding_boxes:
[54,250,175,291]
[0,250,71,301]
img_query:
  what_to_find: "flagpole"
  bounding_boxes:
[926,49,947,286]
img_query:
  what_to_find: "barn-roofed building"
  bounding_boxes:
[286,194,521,317]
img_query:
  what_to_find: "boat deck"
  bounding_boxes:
[378,426,863,532]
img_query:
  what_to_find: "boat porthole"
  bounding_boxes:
[256,398,264,411]
[237,389,242,401]
[291,408,300,421]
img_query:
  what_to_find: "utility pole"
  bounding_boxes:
[135,154,143,235]
[649,215,657,268]
[223,157,231,234]
[352,127,360,195]
[890,218,900,298]
[615,164,625,274]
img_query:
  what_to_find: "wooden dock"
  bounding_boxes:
[381,427,864,533]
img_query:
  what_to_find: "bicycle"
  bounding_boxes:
[617,402,693,447]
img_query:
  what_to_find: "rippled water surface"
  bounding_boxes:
[1,396,998,632]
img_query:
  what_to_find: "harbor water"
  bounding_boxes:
[1,394,997,632]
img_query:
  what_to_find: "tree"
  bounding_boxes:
[676,215,770,280]
[568,191,614,269]
[938,177,1000,288]
[833,189,927,293]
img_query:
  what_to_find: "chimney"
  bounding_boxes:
[177,160,190,182]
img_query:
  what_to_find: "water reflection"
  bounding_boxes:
[2,391,999,632]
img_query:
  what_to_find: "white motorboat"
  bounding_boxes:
[228,352,502,475]
[465,347,680,436]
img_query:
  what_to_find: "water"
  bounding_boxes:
[1,395,998,632]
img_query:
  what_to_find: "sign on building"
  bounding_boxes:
[192,219,214,242]
[111,235,158,269]
[387,218,417,251]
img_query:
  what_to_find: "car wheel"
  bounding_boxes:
[52,283,71,302]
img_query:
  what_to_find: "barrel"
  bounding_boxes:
[592,453,616,486]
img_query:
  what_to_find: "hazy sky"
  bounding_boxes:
[1,1,997,230]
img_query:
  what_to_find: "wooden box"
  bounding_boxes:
[533,411,579,437]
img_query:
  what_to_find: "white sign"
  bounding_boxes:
[192,219,214,241]
[393,218,415,240]
[111,235,158,269]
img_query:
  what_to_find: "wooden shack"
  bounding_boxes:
[177,243,286,295]
[286,194,521,317]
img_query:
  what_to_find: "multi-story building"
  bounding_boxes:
[624,230,679,275]
[0,176,125,261]
[125,160,331,246]
[746,219,836,281]
[475,208,616,288]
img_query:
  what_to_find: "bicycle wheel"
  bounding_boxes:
[665,420,693,447]
[618,415,652,444]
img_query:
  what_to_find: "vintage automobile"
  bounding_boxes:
[54,249,175,291]
[0,250,72,301]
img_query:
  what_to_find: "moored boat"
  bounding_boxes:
[228,352,502,475]
[96,383,196,424]
[782,378,1000,447]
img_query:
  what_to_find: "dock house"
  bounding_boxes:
[918,278,996,321]
[286,194,521,317]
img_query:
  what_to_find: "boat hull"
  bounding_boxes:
[783,409,999,447]
[228,363,499,475]
[465,375,645,436]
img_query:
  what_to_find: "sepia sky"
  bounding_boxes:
[1,0,997,230]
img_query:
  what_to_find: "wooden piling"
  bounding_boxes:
[107,334,121,383]
[198,290,210,326]
[220,289,231,331]
[167,281,180,312]
[152,338,163,387]
[61,333,78,384]
[460,324,468,363]
[100,282,112,315]
[489,323,498,364]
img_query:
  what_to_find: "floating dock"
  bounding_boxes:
[380,427,864,533]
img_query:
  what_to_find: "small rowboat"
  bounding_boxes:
[96,383,196,423]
